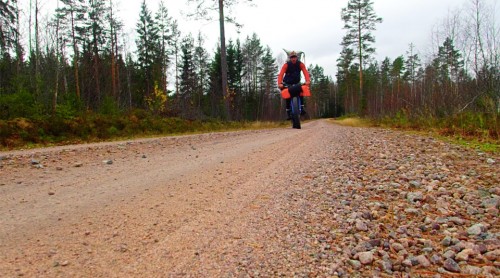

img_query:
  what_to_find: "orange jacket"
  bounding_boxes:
[277,61,311,85]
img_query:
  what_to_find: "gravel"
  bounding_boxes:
[0,120,498,277]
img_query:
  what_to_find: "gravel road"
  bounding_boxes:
[0,119,498,277]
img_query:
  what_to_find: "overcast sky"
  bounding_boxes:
[44,0,496,78]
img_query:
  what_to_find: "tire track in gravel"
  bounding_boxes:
[0,120,322,277]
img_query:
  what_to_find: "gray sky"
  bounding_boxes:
[42,0,494,78]
[119,0,471,78]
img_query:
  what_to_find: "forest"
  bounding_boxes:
[0,0,498,147]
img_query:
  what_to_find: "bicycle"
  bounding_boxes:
[280,83,311,129]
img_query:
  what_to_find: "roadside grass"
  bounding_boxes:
[327,117,373,128]
[0,114,288,151]
[328,116,499,154]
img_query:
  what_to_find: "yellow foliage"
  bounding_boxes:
[145,83,167,114]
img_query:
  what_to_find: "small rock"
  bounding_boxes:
[443,258,461,273]
[449,217,465,225]
[443,250,456,259]
[348,260,362,269]
[402,259,413,267]
[462,265,482,275]
[103,160,113,165]
[387,165,397,170]
[74,163,83,167]
[142,154,147,158]
[368,239,381,248]
[60,261,69,266]
[415,255,431,267]
[409,180,422,188]
[118,244,128,252]
[357,251,374,265]
[56,166,63,171]
[391,243,404,252]
[467,206,480,215]
[48,192,55,196]
[455,248,475,261]
[407,191,424,203]
[404,208,420,215]
[355,220,368,231]
[31,159,40,165]
[486,158,495,164]
[467,223,486,235]
[430,254,442,264]
[441,236,452,247]
[432,223,441,230]
[379,259,393,274]
[483,249,500,261]
[482,197,499,209]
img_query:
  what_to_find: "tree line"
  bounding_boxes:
[0,0,498,137]
[0,0,334,122]
[337,0,499,138]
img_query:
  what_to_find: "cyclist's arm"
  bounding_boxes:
[300,62,311,85]
[277,63,288,85]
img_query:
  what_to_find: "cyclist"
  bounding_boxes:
[278,50,311,120]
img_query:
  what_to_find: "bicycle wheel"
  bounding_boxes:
[291,96,301,129]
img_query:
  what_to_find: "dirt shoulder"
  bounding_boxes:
[0,119,498,277]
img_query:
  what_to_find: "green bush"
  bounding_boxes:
[0,90,43,119]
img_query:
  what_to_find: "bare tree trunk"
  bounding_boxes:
[357,7,364,115]
[110,0,117,100]
[218,0,231,120]
[35,0,41,97]
[92,37,101,106]
[53,0,61,115]
[70,10,81,100]
[115,30,121,104]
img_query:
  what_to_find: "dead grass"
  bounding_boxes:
[327,117,373,128]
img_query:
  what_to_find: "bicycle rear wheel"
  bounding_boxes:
[291,96,301,129]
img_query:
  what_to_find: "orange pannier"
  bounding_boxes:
[280,85,311,99]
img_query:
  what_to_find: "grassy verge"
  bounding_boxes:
[328,116,499,154]
[327,117,373,128]
[0,112,288,151]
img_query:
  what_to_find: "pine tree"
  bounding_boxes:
[87,0,108,106]
[341,0,382,115]
[0,0,17,54]
[136,0,158,98]
[404,43,421,101]
[259,46,277,120]
[56,0,86,101]
[0,0,18,94]
[379,57,391,113]
[179,34,196,115]
[226,39,243,118]
[154,0,172,94]
[186,0,253,120]
[336,45,357,114]
[193,32,209,112]
[170,19,181,96]
[107,0,123,101]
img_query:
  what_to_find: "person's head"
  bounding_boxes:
[289,51,298,63]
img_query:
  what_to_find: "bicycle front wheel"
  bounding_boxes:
[291,96,301,129]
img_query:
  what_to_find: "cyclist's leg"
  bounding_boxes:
[300,96,306,115]
[285,98,292,120]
